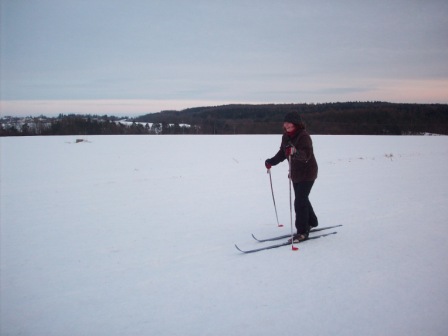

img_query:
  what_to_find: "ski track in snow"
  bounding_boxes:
[1,135,448,336]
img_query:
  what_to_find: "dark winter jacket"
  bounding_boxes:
[267,129,318,182]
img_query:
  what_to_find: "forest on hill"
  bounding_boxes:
[134,102,448,135]
[1,102,447,136]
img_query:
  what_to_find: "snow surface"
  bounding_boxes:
[1,134,448,336]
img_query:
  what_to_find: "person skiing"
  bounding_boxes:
[265,111,318,243]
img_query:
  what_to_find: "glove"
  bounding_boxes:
[285,145,296,157]
[265,160,272,169]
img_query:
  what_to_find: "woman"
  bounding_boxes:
[265,111,318,243]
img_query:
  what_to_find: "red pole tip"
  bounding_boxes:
[278,224,284,227]
[292,246,299,251]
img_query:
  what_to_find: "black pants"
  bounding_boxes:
[293,181,318,235]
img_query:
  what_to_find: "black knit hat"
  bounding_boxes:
[283,112,302,125]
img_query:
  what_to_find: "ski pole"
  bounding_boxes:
[288,156,299,251]
[267,168,283,227]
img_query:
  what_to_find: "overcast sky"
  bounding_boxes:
[1,0,447,117]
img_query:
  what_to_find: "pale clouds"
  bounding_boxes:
[1,0,447,116]
[0,99,238,117]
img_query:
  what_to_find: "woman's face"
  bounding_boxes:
[283,122,296,133]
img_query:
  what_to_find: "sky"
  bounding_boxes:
[1,0,448,117]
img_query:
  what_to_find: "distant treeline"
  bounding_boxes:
[1,102,447,136]
[135,102,448,135]
[0,115,147,137]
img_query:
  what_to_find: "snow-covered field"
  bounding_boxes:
[1,134,448,336]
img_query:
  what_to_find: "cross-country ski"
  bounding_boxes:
[251,224,343,242]
[235,231,338,254]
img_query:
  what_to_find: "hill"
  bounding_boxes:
[2,135,448,335]
[2,102,447,136]
[134,102,448,135]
